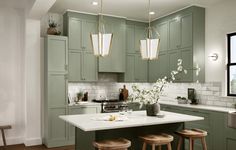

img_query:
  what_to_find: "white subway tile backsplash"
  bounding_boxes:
[68,80,236,108]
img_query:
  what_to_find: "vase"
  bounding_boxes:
[146,102,160,116]
[47,27,58,35]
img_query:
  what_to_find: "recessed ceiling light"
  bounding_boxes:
[149,11,155,15]
[92,1,98,6]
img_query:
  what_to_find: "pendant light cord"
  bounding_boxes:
[148,0,151,38]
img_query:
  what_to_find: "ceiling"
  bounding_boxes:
[50,0,226,21]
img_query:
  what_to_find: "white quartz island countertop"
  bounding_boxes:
[60,111,204,132]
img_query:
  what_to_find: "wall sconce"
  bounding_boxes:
[208,53,218,61]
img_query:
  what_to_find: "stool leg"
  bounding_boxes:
[177,137,183,150]
[158,145,161,150]
[1,129,6,147]
[189,138,193,150]
[142,142,146,150]
[167,143,172,150]
[192,139,194,150]
[152,144,155,150]
[201,137,207,150]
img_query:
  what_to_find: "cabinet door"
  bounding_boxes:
[134,55,148,82]
[169,18,181,50]
[68,18,83,51]
[181,48,193,82]
[83,52,98,81]
[149,51,168,82]
[135,25,146,52]
[49,108,67,141]
[83,20,97,52]
[156,22,168,51]
[124,54,135,81]
[68,51,82,82]
[47,36,68,72]
[126,24,135,53]
[48,74,67,107]
[168,50,181,81]
[181,14,192,48]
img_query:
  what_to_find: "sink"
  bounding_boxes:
[228,111,236,128]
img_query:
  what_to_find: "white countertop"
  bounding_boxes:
[60,110,203,132]
[68,101,101,107]
[159,100,236,113]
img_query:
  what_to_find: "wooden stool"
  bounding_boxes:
[93,138,131,150]
[140,133,174,150]
[175,128,207,150]
[0,125,12,147]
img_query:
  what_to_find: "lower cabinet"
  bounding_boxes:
[68,106,101,142]
[160,104,235,150]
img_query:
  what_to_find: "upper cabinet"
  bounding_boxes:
[150,6,205,83]
[64,12,98,52]
[98,16,126,73]
[46,35,68,73]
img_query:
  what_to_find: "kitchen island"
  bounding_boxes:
[60,111,203,150]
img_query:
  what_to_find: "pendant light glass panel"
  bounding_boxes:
[140,38,160,60]
[140,0,160,60]
[91,32,113,57]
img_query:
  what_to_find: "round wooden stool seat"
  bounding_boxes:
[93,138,131,150]
[140,133,173,150]
[175,128,208,150]
[175,128,207,138]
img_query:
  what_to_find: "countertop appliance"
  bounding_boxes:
[92,99,128,113]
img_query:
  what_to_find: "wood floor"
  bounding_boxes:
[0,145,75,150]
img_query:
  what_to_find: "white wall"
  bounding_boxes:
[24,19,42,146]
[0,7,26,145]
[205,0,236,95]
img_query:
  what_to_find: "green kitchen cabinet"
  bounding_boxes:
[98,16,126,73]
[46,35,68,73]
[125,21,147,54]
[68,105,101,141]
[134,25,146,52]
[148,51,169,82]
[64,12,98,52]
[169,17,181,50]
[68,51,98,82]
[154,21,169,51]
[135,54,148,82]
[44,35,69,148]
[150,6,205,82]
[119,53,148,82]
[160,104,236,150]
[181,14,193,48]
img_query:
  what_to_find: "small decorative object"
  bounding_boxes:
[130,59,187,116]
[75,92,84,103]
[82,92,88,101]
[47,16,61,35]
[177,96,188,104]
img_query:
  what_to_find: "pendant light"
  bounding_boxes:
[91,0,113,57]
[140,0,160,60]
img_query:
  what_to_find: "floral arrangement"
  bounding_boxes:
[130,59,187,105]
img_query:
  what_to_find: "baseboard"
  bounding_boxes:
[0,137,24,146]
[24,138,42,146]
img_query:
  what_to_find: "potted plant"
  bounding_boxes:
[75,92,84,104]
[130,59,188,116]
[47,16,61,35]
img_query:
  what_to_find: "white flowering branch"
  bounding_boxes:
[129,59,187,106]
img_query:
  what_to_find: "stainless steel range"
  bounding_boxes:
[92,99,128,113]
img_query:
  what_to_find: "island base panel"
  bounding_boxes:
[75,123,184,150]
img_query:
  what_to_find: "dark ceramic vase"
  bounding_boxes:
[146,102,160,116]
